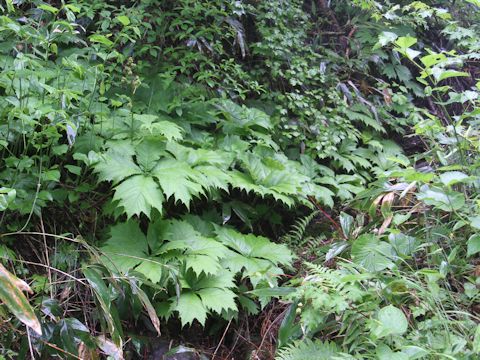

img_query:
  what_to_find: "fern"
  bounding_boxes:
[284,263,365,336]
[276,340,342,360]
[282,211,319,247]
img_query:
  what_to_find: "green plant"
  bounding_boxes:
[276,12,480,358]
[1,0,480,358]
[276,339,347,360]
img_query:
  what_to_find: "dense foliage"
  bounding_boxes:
[0,0,479,359]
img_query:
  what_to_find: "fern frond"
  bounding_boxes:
[300,236,325,253]
[276,340,340,360]
[282,211,319,246]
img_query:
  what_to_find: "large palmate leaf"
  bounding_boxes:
[100,221,168,283]
[158,220,227,275]
[134,114,184,141]
[100,220,172,283]
[195,165,232,192]
[153,159,204,208]
[171,271,237,326]
[93,141,166,218]
[230,155,300,206]
[100,221,148,273]
[216,99,273,134]
[216,227,293,265]
[134,139,165,172]
[134,257,166,283]
[215,226,293,286]
[351,234,396,272]
[166,142,234,168]
[197,287,237,314]
[174,292,207,327]
[94,148,141,184]
[113,175,164,218]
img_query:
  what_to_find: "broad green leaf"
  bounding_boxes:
[0,264,42,335]
[215,227,293,265]
[467,234,480,257]
[405,48,421,60]
[339,211,354,238]
[373,305,408,338]
[229,171,264,195]
[136,115,183,141]
[113,175,164,218]
[376,344,409,360]
[238,294,259,315]
[0,187,16,211]
[392,65,411,83]
[89,34,114,47]
[474,324,480,354]
[100,221,147,273]
[378,31,398,47]
[439,171,469,186]
[395,36,417,49]
[158,220,226,275]
[229,159,298,206]
[65,165,82,175]
[153,159,204,207]
[351,234,395,272]
[135,139,164,172]
[116,15,130,26]
[304,181,335,207]
[38,4,59,14]
[94,150,141,184]
[183,255,220,276]
[470,216,480,230]
[193,270,236,290]
[197,288,237,314]
[388,233,416,257]
[154,121,184,141]
[431,68,470,82]
[217,100,272,133]
[216,227,292,287]
[134,257,164,283]
[195,165,232,191]
[174,292,207,326]
[394,36,421,59]
[400,346,429,359]
[417,186,465,212]
[277,301,300,348]
[420,53,446,68]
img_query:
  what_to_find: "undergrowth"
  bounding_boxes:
[0,0,479,359]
